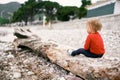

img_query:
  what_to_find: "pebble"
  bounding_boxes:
[57,77,66,80]
[23,59,29,64]
[7,54,14,58]
[13,72,21,78]
[27,71,34,75]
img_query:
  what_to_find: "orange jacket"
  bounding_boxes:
[84,32,105,55]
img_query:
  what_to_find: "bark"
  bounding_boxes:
[14,28,120,80]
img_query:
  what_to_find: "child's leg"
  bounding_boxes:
[71,48,103,58]
[71,48,85,56]
[78,49,103,58]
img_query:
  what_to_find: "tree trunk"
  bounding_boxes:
[13,28,120,80]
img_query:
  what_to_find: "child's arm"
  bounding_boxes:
[84,35,91,50]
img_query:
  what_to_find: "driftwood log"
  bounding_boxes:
[14,28,120,80]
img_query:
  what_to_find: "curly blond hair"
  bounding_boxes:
[87,18,102,33]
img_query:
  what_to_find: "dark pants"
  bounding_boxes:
[71,48,103,58]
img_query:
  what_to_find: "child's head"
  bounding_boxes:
[86,18,102,34]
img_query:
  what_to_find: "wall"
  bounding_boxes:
[86,3,115,18]
[52,14,120,31]
[75,14,120,30]
[114,0,120,14]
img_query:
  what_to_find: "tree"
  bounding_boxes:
[77,7,87,19]
[57,0,92,21]
[40,1,61,22]
[12,0,37,25]
[11,0,92,25]
[57,6,78,21]
[81,0,91,7]
[0,17,9,25]
[24,0,37,22]
[77,0,91,19]
[12,5,29,25]
[12,0,60,25]
[37,0,42,2]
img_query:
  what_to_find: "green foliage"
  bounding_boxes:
[56,0,91,21]
[12,6,29,25]
[38,15,42,20]
[12,0,60,25]
[45,17,49,23]
[25,0,37,21]
[11,0,92,24]
[78,7,87,19]
[81,0,91,7]
[12,0,37,25]
[0,17,9,25]
[77,0,91,19]
[40,1,61,21]
[57,6,78,21]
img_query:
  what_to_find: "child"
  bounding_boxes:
[68,19,105,58]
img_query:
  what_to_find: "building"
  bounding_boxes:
[114,0,120,14]
[86,0,120,18]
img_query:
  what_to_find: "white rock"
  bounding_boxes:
[7,54,14,58]
[23,59,29,64]
[58,77,65,80]
[8,62,13,66]
[49,67,54,73]
[13,72,21,78]
[27,71,34,75]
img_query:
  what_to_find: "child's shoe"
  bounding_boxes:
[67,49,73,56]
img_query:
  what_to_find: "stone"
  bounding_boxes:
[27,71,34,75]
[57,77,65,80]
[7,54,14,58]
[13,72,21,78]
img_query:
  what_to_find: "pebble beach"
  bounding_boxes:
[0,19,120,80]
